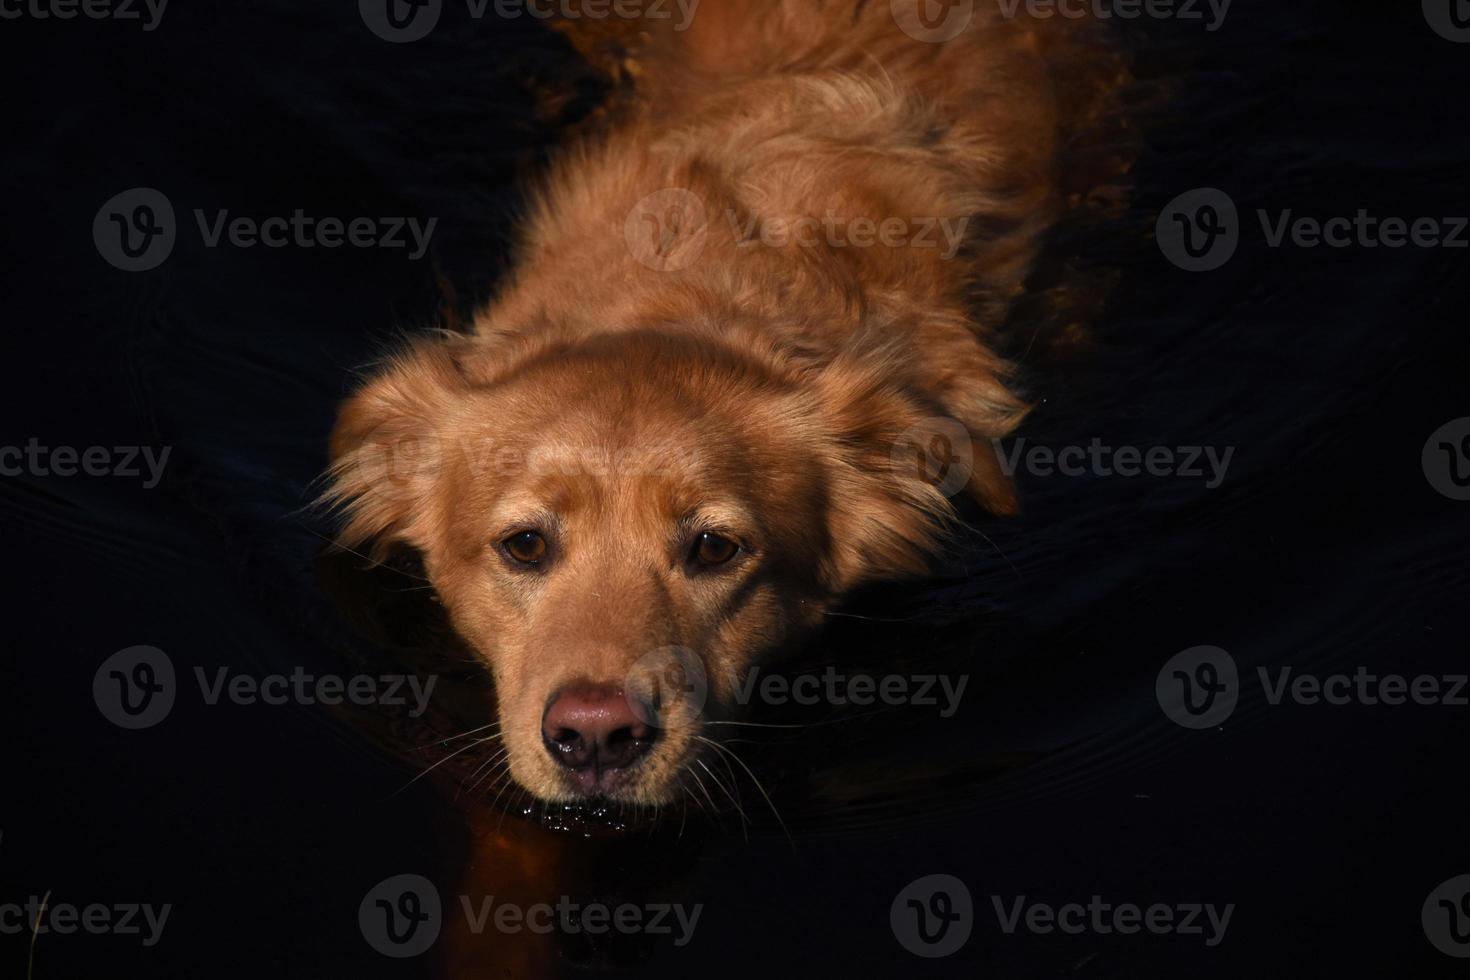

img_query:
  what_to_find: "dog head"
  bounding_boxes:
[324,321,1021,806]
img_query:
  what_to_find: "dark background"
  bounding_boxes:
[3,0,1469,976]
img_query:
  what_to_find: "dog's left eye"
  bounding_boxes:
[691,532,739,567]
[502,530,547,565]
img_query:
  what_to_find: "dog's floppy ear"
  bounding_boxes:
[322,337,466,556]
[915,335,1030,519]
[812,343,1026,592]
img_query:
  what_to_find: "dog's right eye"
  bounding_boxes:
[690,532,739,567]
[501,531,547,565]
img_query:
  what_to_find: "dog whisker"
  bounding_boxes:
[27,888,49,980]
[685,761,726,823]
[395,734,497,794]
[704,720,811,729]
[696,756,751,837]
[460,748,510,799]
[485,766,519,815]
[679,770,710,816]
[415,720,501,749]
[818,610,924,622]
[696,736,791,846]
[298,524,434,582]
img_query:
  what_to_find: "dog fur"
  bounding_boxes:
[325,0,1118,806]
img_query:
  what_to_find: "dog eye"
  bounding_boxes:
[502,531,547,565]
[691,532,739,567]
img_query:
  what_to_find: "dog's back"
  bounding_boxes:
[482,2,1125,487]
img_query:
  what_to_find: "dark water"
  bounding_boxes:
[4,1,1469,976]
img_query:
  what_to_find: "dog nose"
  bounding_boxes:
[542,682,656,776]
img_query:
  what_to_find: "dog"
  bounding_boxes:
[325,0,1119,807]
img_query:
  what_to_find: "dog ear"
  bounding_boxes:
[889,311,1032,517]
[918,344,1030,519]
[812,342,1026,592]
[322,338,466,556]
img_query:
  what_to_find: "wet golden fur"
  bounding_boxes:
[326,0,1118,805]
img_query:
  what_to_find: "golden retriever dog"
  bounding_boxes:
[325,0,1121,807]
